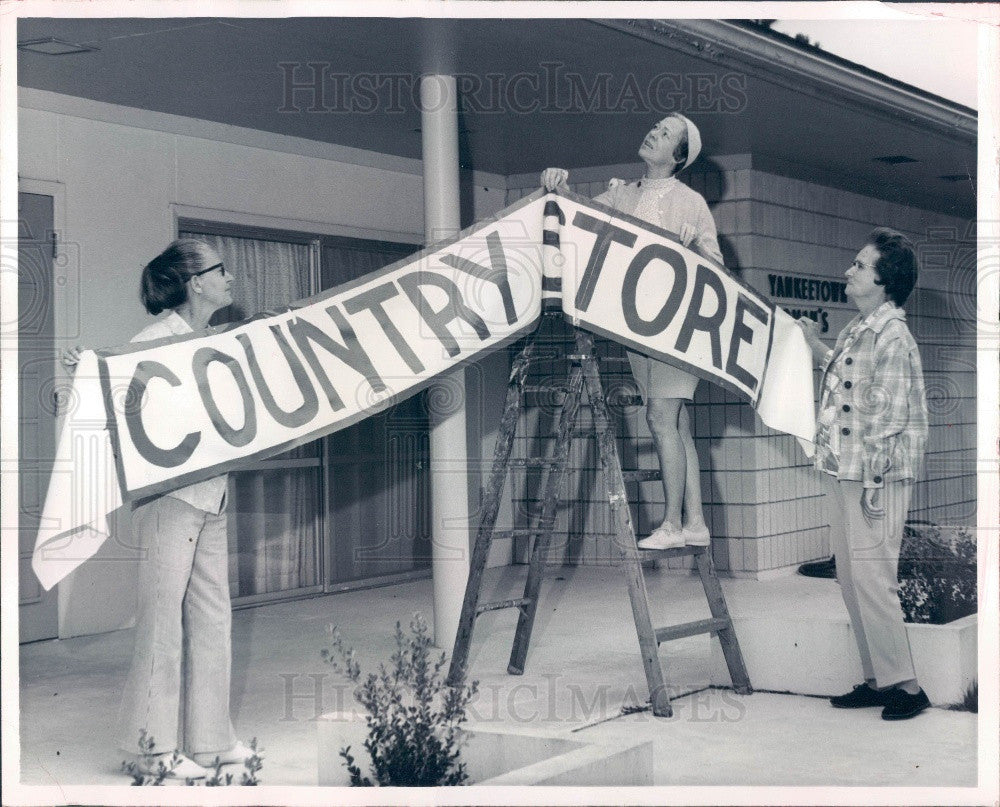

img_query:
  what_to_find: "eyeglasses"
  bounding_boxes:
[189,262,226,279]
[850,260,877,272]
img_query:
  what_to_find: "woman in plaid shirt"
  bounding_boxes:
[799,228,930,721]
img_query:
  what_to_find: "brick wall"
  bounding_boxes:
[504,157,975,576]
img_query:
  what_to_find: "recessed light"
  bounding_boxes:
[17,37,99,56]
[872,155,918,165]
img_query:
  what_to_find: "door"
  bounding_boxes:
[17,192,59,642]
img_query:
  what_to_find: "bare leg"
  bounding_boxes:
[645,398,685,532]
[678,406,706,529]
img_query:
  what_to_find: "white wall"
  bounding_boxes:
[19,90,509,636]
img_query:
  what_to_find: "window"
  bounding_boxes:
[179,219,427,603]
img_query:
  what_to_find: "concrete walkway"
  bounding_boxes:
[18,566,976,788]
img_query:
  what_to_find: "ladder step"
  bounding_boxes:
[622,469,662,482]
[477,597,532,614]
[493,529,549,538]
[655,617,731,643]
[494,529,624,541]
[523,385,570,395]
[509,457,561,468]
[638,544,706,557]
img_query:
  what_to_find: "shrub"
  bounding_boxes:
[898,522,977,625]
[322,613,479,786]
[949,681,978,713]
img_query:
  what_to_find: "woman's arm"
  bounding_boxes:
[796,318,831,366]
[689,196,724,264]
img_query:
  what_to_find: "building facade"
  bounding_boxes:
[14,17,978,639]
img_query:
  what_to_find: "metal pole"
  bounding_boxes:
[420,73,470,648]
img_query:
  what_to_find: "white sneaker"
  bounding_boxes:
[136,752,208,780]
[637,525,686,550]
[681,523,711,546]
[192,740,255,768]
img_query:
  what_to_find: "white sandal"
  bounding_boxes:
[637,525,686,550]
[135,752,208,779]
[192,740,255,768]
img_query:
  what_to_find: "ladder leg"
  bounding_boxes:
[448,338,535,685]
[507,361,584,675]
[694,549,752,694]
[578,331,672,718]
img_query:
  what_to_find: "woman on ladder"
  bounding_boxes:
[541,113,722,550]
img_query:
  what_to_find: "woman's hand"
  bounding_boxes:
[796,317,828,363]
[861,487,885,524]
[678,223,697,248]
[60,345,85,369]
[541,168,569,192]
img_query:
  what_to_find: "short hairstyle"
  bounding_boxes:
[666,113,689,176]
[139,238,214,315]
[867,227,918,306]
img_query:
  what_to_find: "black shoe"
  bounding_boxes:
[830,683,889,709]
[798,555,836,578]
[881,687,930,721]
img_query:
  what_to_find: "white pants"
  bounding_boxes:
[115,495,236,755]
[823,475,917,688]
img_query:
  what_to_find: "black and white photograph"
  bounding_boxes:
[2,2,997,804]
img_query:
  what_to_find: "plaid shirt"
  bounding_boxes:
[814,302,928,487]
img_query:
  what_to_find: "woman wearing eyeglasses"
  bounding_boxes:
[62,239,249,777]
[798,228,930,721]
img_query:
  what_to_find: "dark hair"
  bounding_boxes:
[868,227,918,306]
[667,114,689,176]
[139,238,213,315]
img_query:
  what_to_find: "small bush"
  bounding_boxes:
[898,523,977,625]
[949,681,978,713]
[322,612,479,787]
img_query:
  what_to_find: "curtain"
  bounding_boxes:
[321,240,411,289]
[179,231,319,597]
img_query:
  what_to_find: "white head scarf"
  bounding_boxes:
[661,114,702,172]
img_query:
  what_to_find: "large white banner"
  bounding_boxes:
[102,197,545,500]
[32,189,814,589]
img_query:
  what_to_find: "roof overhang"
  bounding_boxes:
[15,16,978,218]
[601,19,975,143]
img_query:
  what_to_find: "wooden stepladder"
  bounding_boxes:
[447,320,751,717]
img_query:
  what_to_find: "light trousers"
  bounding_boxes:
[823,475,917,689]
[115,495,237,756]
